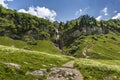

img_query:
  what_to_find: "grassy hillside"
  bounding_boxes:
[86,33,120,59]
[0,45,72,80]
[63,33,120,59]
[0,6,120,80]
[0,37,61,55]
[64,32,120,80]
[75,58,120,80]
[0,6,57,41]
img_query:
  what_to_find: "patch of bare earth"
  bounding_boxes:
[47,61,83,80]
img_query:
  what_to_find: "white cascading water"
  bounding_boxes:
[56,28,60,41]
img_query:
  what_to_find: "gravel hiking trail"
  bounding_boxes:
[47,61,83,80]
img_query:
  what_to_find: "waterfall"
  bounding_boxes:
[56,28,60,40]
[55,28,60,49]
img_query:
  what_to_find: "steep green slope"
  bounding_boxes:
[0,37,61,55]
[63,33,120,59]
[0,45,72,80]
[75,58,120,80]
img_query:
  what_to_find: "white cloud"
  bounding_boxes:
[0,0,13,8]
[18,6,57,21]
[18,9,27,13]
[114,10,117,13]
[6,0,13,1]
[0,0,8,8]
[75,7,89,16]
[101,7,108,16]
[84,7,89,12]
[75,9,82,16]
[96,16,102,21]
[112,13,120,19]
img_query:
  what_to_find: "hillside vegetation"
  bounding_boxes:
[0,5,120,80]
[0,5,57,42]
[0,37,62,55]
[0,45,72,80]
[57,15,120,59]
[63,33,120,59]
[75,58,120,80]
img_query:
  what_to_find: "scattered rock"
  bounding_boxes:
[3,62,21,69]
[105,76,114,80]
[69,76,74,80]
[58,74,62,78]
[50,68,60,74]
[47,61,83,80]
[26,69,47,76]
[47,67,82,80]
[69,72,73,76]
[75,73,78,76]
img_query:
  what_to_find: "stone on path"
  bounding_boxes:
[47,61,83,80]
[26,69,47,76]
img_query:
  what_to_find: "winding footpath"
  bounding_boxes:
[47,61,83,80]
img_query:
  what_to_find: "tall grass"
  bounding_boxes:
[75,58,120,80]
[0,45,72,80]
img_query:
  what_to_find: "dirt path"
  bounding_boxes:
[47,61,83,80]
[62,61,74,68]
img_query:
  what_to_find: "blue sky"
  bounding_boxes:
[0,0,120,22]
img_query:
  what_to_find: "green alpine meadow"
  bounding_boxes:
[0,1,120,79]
